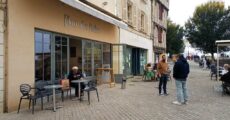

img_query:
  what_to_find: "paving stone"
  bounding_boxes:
[0,61,230,119]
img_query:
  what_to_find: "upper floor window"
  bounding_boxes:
[127,2,133,24]
[158,27,163,43]
[159,4,164,20]
[141,13,145,31]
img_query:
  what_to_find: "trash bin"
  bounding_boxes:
[121,77,127,89]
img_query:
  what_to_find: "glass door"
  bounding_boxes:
[51,35,69,83]
[82,41,92,76]
[93,42,102,76]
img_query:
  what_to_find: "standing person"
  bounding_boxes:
[203,57,207,70]
[172,54,190,105]
[157,55,169,96]
[68,66,85,97]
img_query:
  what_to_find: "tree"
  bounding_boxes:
[216,7,230,40]
[185,1,226,59]
[166,19,184,56]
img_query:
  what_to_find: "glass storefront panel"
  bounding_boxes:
[35,31,51,81]
[83,41,92,76]
[103,43,111,65]
[35,30,111,82]
[123,46,132,75]
[54,36,69,80]
[140,49,147,75]
[93,43,102,75]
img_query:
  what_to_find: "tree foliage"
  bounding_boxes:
[185,1,227,58]
[166,20,184,55]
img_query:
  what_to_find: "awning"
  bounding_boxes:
[216,40,230,46]
[60,0,128,29]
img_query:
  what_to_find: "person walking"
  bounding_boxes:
[172,54,190,105]
[157,55,169,96]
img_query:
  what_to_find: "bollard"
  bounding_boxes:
[121,77,127,89]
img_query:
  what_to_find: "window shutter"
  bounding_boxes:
[138,10,141,31]
[145,14,148,34]
[132,4,137,28]
[122,0,128,22]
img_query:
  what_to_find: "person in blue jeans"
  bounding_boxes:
[173,54,190,105]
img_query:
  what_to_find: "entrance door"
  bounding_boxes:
[82,41,93,76]
[51,35,69,83]
[132,48,140,75]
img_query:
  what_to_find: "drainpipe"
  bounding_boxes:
[0,0,7,113]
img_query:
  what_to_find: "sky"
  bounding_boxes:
[169,0,230,26]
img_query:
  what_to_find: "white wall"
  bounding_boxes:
[120,28,153,63]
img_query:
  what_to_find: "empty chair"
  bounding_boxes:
[80,80,99,104]
[17,84,43,114]
[210,64,217,80]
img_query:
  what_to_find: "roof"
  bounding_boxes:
[216,40,230,46]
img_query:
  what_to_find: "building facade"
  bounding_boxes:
[85,0,153,76]
[0,0,168,112]
[152,0,168,62]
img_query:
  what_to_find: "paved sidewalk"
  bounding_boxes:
[0,61,230,120]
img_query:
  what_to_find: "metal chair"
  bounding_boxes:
[222,82,230,96]
[80,80,99,105]
[210,64,217,80]
[17,84,43,114]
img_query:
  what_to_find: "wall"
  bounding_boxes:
[0,1,5,113]
[152,0,168,50]
[6,0,118,112]
[120,28,153,63]
[84,0,122,18]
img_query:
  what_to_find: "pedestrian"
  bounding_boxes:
[203,57,207,70]
[172,54,190,105]
[157,55,169,96]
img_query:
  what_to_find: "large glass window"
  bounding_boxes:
[103,43,111,65]
[83,41,92,76]
[54,36,69,80]
[94,43,102,75]
[35,31,51,81]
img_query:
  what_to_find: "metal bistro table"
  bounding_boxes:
[44,84,62,112]
[71,79,92,101]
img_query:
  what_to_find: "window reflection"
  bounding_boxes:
[35,31,51,81]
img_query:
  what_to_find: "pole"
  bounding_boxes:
[217,45,219,81]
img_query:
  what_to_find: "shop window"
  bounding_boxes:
[35,31,51,81]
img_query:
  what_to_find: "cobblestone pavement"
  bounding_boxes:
[1,61,230,120]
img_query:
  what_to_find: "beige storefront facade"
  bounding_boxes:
[2,0,122,112]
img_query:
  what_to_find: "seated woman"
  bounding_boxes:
[68,66,85,97]
[221,64,229,76]
[220,67,230,94]
[145,63,155,80]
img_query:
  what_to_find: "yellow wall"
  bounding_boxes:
[6,0,118,112]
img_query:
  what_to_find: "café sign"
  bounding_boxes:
[64,14,100,33]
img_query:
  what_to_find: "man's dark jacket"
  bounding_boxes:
[173,56,190,80]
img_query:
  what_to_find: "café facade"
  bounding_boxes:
[0,0,129,112]
[0,0,154,112]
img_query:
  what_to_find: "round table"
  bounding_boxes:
[44,85,62,112]
[71,79,92,101]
